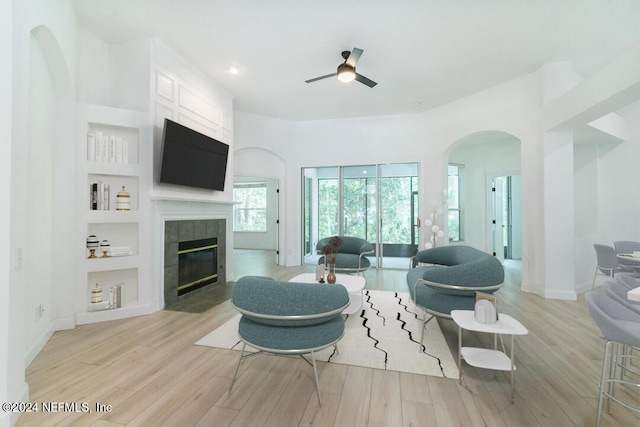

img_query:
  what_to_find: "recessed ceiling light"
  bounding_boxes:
[228,66,239,75]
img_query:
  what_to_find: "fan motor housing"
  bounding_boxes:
[337,63,355,74]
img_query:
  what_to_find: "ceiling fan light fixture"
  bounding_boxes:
[306,48,376,87]
[337,64,356,83]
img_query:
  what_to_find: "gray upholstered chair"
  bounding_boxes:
[615,272,640,290]
[406,245,504,345]
[613,240,640,272]
[592,244,620,289]
[602,280,640,316]
[585,292,640,426]
[229,276,349,407]
[602,279,640,392]
[316,236,374,274]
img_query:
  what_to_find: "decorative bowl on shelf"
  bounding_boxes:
[116,186,131,211]
[86,235,99,258]
[100,240,110,258]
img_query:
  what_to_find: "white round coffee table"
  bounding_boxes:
[289,272,366,315]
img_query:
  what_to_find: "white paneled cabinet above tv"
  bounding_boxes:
[150,38,234,202]
[75,104,155,325]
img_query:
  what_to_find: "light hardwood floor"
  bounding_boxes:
[17,250,639,426]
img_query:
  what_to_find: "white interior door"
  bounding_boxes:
[492,178,505,262]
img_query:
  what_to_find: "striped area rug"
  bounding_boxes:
[195,290,459,379]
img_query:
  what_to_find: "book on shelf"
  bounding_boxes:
[87,133,96,161]
[103,183,110,210]
[115,137,123,163]
[94,131,103,162]
[122,139,129,164]
[109,283,124,309]
[87,301,110,312]
[108,247,133,257]
[87,132,130,165]
[90,182,98,210]
[87,283,124,311]
[108,135,116,163]
[89,182,111,210]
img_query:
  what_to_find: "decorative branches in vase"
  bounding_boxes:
[323,235,343,284]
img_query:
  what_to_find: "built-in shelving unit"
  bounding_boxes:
[76,104,154,325]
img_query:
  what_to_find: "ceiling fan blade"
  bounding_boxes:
[305,73,336,83]
[345,48,363,67]
[355,73,377,88]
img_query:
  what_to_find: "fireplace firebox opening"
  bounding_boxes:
[177,237,218,296]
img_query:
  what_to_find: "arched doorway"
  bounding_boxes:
[447,131,522,262]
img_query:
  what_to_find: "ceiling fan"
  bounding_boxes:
[305,48,377,88]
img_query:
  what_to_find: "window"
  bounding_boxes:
[448,164,463,241]
[317,177,339,238]
[233,182,267,232]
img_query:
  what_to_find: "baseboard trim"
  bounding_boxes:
[55,315,77,331]
[0,381,28,427]
[75,303,157,325]
[25,322,55,368]
[544,289,577,301]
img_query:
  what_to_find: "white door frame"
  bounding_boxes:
[486,171,522,261]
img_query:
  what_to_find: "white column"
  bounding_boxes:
[543,131,577,300]
[1,3,16,427]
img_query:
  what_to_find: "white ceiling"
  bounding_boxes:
[72,0,640,122]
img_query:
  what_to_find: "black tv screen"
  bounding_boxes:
[159,118,229,191]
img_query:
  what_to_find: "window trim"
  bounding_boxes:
[233,182,268,232]
[448,163,463,242]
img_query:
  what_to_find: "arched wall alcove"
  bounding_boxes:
[445,130,522,261]
[25,24,76,356]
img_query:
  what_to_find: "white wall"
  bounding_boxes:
[1,2,13,426]
[544,47,640,292]
[543,131,576,299]
[26,29,55,350]
[9,6,640,421]
[234,72,544,291]
[10,0,79,423]
[235,62,640,297]
[574,143,600,287]
[596,101,640,246]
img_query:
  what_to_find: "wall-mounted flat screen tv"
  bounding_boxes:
[159,118,229,191]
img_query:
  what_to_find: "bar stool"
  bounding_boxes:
[614,272,640,291]
[585,292,640,426]
[602,280,640,315]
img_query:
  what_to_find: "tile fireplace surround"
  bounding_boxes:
[164,219,227,307]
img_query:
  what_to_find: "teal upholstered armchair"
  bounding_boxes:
[316,236,374,274]
[229,276,349,407]
[407,245,504,344]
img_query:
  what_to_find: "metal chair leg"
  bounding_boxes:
[596,340,611,427]
[311,351,322,407]
[419,312,435,351]
[229,342,246,394]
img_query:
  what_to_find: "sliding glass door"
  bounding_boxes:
[342,165,377,242]
[302,162,418,269]
[378,163,419,267]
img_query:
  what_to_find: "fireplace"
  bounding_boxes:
[164,219,226,306]
[178,237,218,296]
